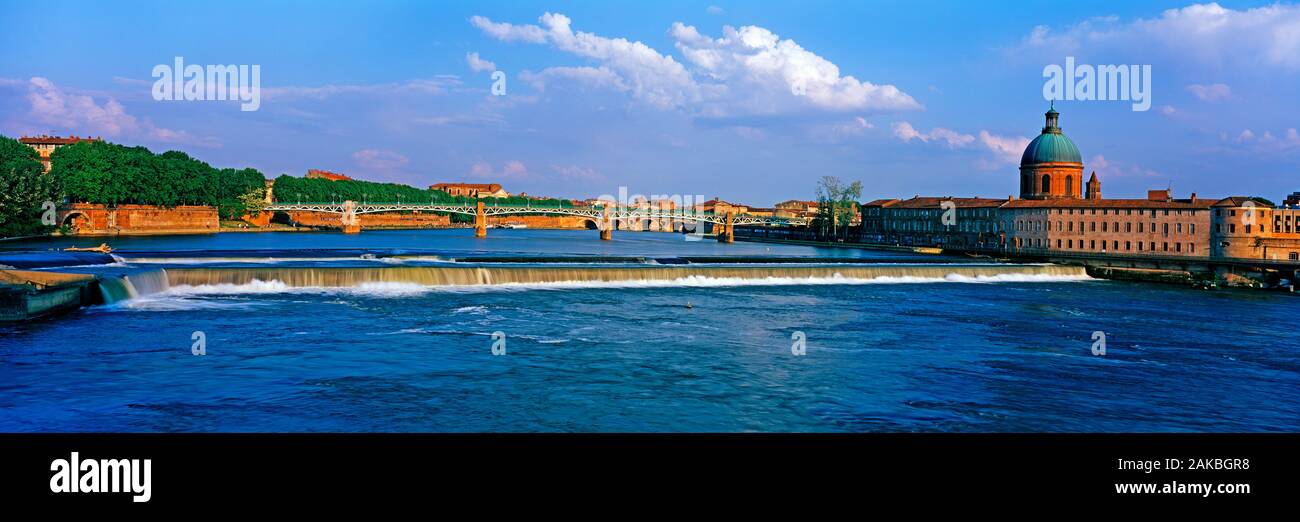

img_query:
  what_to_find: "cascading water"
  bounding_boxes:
[163,264,1090,290]
[97,269,171,304]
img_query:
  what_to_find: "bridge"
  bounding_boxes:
[262,200,809,241]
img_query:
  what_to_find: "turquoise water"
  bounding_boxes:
[1,229,1297,432]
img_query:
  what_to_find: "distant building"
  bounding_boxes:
[306,169,353,181]
[861,197,1004,250]
[430,183,509,198]
[18,134,102,173]
[774,200,819,219]
[696,198,748,215]
[1284,191,1300,207]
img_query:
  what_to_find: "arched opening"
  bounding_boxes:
[1065,175,1074,196]
[1041,174,1052,195]
[60,212,90,233]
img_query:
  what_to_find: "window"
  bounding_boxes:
[1042,174,1051,193]
[1290,252,1298,261]
[1125,241,1131,251]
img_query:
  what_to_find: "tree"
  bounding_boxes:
[0,136,61,238]
[814,176,862,241]
[50,140,268,220]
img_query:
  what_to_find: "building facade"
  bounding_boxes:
[306,169,353,181]
[853,108,1299,264]
[429,183,509,198]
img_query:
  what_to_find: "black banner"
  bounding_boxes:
[0,433,1292,508]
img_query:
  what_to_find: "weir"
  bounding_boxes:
[97,270,171,304]
[163,264,1089,288]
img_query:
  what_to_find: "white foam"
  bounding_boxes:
[156,272,1091,296]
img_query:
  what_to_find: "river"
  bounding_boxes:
[0,229,1296,432]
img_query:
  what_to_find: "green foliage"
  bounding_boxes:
[270,175,575,212]
[0,136,61,238]
[813,175,862,240]
[49,141,267,220]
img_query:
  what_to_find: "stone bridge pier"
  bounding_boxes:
[341,200,361,234]
[474,201,487,238]
[716,212,735,243]
[599,207,613,241]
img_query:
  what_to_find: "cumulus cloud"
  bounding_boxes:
[17,76,216,147]
[978,131,1031,165]
[471,12,696,109]
[1020,3,1300,70]
[352,149,410,172]
[670,22,921,113]
[1186,83,1231,102]
[1230,127,1300,152]
[893,121,1028,166]
[469,12,919,116]
[466,52,497,73]
[892,122,974,148]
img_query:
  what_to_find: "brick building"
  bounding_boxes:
[853,107,1299,264]
[429,183,509,198]
[305,169,353,181]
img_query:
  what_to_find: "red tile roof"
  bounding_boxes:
[18,135,102,145]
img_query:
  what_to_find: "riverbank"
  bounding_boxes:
[734,236,944,254]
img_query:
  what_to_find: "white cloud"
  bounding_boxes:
[1231,127,1300,152]
[466,52,497,73]
[469,15,548,43]
[520,66,628,93]
[706,6,724,15]
[1186,83,1231,102]
[892,122,974,148]
[1020,3,1300,70]
[352,149,409,172]
[978,131,1031,165]
[670,22,921,113]
[893,121,1028,166]
[18,76,216,147]
[474,13,699,109]
[470,13,919,116]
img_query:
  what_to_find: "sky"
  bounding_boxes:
[2,0,1298,205]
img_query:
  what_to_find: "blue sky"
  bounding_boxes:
[3,1,1298,205]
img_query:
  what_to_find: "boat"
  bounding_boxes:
[495,223,528,229]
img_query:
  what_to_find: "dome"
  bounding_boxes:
[1020,107,1082,166]
[1020,132,1082,165]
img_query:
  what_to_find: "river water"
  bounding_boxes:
[1,229,1296,432]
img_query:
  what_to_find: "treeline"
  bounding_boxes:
[271,175,575,208]
[51,141,266,220]
[0,136,61,238]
